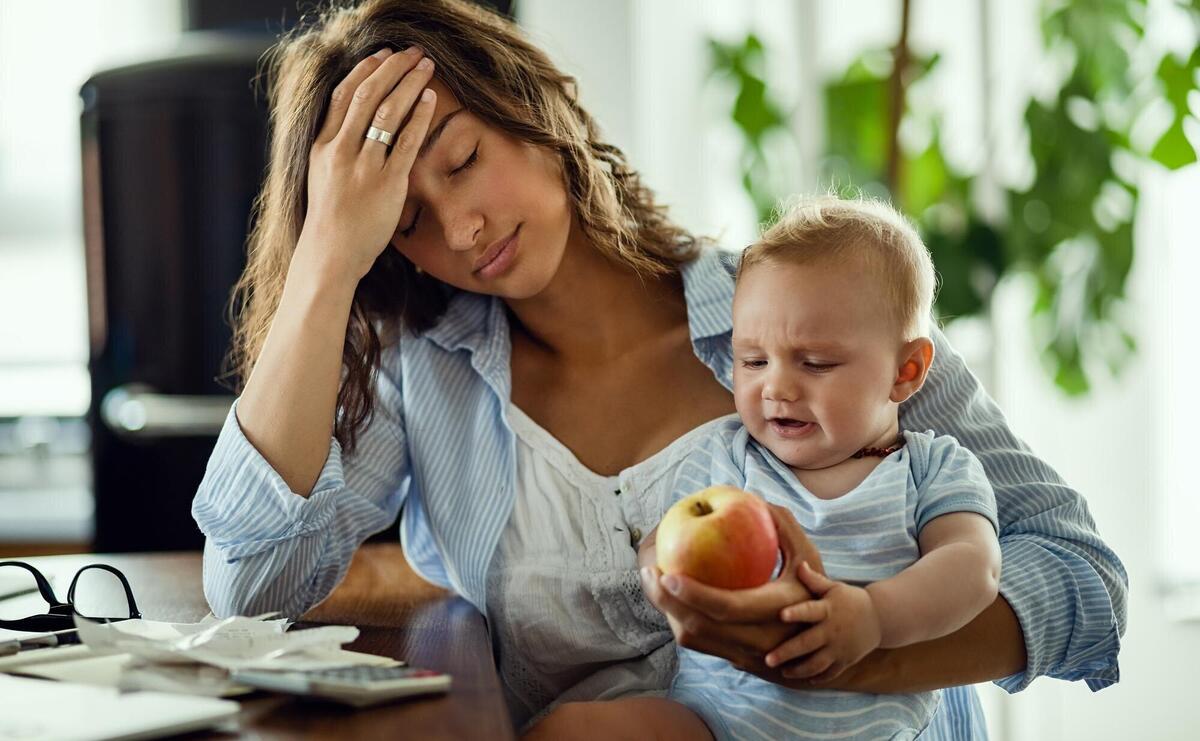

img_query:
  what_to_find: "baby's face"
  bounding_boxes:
[732,260,905,471]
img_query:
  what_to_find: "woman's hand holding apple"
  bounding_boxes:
[638,503,827,674]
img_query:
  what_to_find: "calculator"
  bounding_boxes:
[231,664,452,707]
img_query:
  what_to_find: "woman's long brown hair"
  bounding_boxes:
[228,0,700,452]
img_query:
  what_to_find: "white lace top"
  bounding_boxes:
[484,403,736,731]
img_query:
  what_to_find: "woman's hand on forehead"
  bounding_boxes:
[297,47,440,283]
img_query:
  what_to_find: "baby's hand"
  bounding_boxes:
[763,562,881,683]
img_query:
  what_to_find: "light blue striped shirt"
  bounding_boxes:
[665,421,998,740]
[192,248,1127,738]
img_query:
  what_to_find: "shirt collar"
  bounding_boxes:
[680,247,737,343]
[419,290,495,354]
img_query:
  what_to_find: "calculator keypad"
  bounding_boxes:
[308,666,440,682]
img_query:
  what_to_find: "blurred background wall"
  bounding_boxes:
[0,0,1197,738]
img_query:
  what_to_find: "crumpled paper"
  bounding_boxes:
[73,614,396,672]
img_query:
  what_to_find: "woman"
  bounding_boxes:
[192,0,1127,737]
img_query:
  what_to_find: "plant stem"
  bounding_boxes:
[887,0,913,207]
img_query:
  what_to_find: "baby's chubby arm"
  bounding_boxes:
[765,512,1001,682]
[869,512,1001,648]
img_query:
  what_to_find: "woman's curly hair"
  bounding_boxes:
[228,0,700,452]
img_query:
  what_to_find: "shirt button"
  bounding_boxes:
[629,527,643,547]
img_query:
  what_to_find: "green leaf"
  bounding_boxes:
[708,32,796,229]
[1150,119,1198,168]
[925,228,982,319]
[824,74,888,180]
[904,138,949,217]
[1032,274,1056,313]
[733,76,788,144]
[708,39,735,72]
[1122,330,1137,352]
[1053,353,1091,395]
[1095,220,1135,300]
[1149,49,1200,169]
[1157,51,1198,111]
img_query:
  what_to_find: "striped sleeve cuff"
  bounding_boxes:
[191,399,347,561]
[915,493,999,536]
[994,536,1122,693]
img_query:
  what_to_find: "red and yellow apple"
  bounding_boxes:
[655,486,779,589]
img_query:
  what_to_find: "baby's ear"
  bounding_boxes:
[890,337,935,404]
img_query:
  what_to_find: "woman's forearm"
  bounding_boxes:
[780,595,1026,693]
[303,543,448,623]
[237,239,359,496]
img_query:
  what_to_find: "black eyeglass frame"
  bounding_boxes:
[0,560,142,637]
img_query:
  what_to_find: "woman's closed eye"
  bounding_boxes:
[398,145,480,238]
[451,144,479,174]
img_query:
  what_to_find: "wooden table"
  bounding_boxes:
[11,550,514,740]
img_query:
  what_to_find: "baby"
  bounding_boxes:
[657,196,1002,740]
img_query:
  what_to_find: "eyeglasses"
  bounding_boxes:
[0,561,141,640]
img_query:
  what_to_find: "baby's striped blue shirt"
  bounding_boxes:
[666,420,996,740]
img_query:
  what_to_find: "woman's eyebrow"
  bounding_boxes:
[418,108,464,160]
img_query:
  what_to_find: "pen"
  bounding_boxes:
[0,628,79,658]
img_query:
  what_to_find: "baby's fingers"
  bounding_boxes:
[764,625,825,668]
[796,560,836,596]
[806,662,849,685]
[781,648,836,680]
[780,599,828,623]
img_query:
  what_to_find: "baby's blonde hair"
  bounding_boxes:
[738,195,937,341]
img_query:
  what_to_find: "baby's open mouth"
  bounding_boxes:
[769,418,811,428]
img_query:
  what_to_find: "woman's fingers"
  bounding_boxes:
[316,49,391,145]
[640,566,687,616]
[382,86,437,179]
[336,47,426,155]
[771,504,825,576]
[640,567,785,669]
[656,571,807,623]
[642,575,725,652]
[367,57,436,168]
[673,613,778,671]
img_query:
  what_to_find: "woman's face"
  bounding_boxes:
[389,78,573,299]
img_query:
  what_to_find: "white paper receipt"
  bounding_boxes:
[73,615,397,672]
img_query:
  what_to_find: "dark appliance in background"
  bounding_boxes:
[82,0,515,553]
[81,34,273,552]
